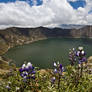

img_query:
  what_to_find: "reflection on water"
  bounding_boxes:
[4,38,92,68]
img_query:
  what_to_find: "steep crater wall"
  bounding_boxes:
[0,26,92,55]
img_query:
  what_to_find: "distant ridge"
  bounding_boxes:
[60,24,85,29]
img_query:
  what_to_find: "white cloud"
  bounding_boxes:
[0,0,92,29]
[67,0,78,2]
[67,0,85,2]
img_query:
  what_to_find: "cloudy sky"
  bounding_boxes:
[0,0,92,29]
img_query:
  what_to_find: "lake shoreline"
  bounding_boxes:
[2,37,92,56]
[3,38,92,68]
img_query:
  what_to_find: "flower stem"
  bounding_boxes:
[58,74,61,92]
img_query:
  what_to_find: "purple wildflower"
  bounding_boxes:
[54,69,58,73]
[6,85,11,90]
[76,46,87,77]
[59,64,62,71]
[19,62,36,81]
[77,47,87,63]
[82,57,87,62]
[51,77,56,84]
[51,61,64,87]
[69,48,77,65]
[31,70,36,74]
[19,68,24,72]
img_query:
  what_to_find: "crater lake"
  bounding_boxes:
[3,38,92,68]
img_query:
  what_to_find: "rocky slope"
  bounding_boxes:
[0,56,10,70]
[0,25,92,55]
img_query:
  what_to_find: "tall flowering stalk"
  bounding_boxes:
[76,47,87,77]
[68,47,87,87]
[51,62,64,91]
[19,62,36,82]
[19,62,36,81]
[69,48,76,66]
[19,62,36,91]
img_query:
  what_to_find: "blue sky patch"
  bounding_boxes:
[68,0,86,9]
[0,0,43,6]
[0,0,86,8]
[0,0,15,3]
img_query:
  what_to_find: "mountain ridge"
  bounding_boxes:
[0,25,92,55]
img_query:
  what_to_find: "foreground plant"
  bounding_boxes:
[65,65,91,92]
[51,62,64,91]
[76,46,87,77]
[19,62,38,91]
[19,62,36,81]
[69,48,76,66]
[65,46,91,91]
[69,47,87,77]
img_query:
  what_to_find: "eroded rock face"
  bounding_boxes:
[88,56,92,62]
[0,56,10,70]
[87,56,92,73]
[0,26,92,55]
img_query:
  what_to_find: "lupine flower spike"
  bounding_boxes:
[76,47,87,77]
[19,62,36,82]
[51,62,64,90]
[69,48,76,66]
[76,47,86,64]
